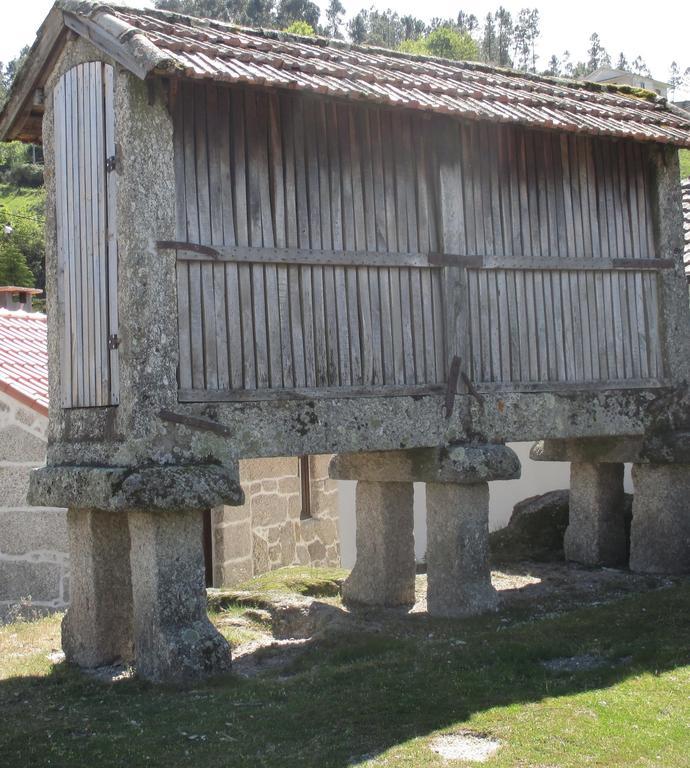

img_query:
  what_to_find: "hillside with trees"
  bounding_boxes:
[0,48,44,291]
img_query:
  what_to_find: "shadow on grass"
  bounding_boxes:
[1,580,689,767]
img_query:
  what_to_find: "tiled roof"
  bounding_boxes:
[0,308,49,416]
[53,2,690,148]
[682,179,690,277]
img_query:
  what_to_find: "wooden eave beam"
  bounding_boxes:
[0,7,66,143]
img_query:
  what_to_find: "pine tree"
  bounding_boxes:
[325,0,345,38]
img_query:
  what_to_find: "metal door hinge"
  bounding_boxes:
[106,155,117,172]
[108,333,120,350]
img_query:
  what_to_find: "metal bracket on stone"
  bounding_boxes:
[443,356,484,419]
[159,409,232,438]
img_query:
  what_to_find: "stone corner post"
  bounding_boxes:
[629,431,690,574]
[531,438,631,567]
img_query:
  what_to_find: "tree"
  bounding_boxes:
[274,0,320,30]
[631,56,650,76]
[481,13,497,64]
[494,7,513,67]
[324,0,345,38]
[457,11,478,34]
[400,15,426,42]
[544,54,560,77]
[284,20,315,36]
[616,52,629,71]
[400,26,479,61]
[348,11,367,44]
[587,33,610,71]
[669,61,683,97]
[513,8,540,72]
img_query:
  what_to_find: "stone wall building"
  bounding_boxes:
[0,306,338,615]
[1,1,688,681]
[0,308,69,617]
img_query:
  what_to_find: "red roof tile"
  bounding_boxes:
[0,308,49,416]
[62,1,690,147]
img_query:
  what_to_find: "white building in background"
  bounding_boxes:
[585,67,669,98]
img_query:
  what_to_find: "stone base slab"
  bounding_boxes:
[330,444,520,485]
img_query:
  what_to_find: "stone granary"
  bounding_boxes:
[1,0,689,680]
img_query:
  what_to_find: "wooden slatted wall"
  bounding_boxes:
[173,82,664,399]
[174,83,445,397]
[445,121,656,261]
[54,62,119,407]
[466,269,662,385]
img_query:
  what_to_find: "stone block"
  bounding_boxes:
[0,508,68,555]
[342,481,415,607]
[426,483,498,617]
[213,504,250,525]
[252,534,270,573]
[241,457,297,482]
[307,539,327,562]
[0,465,33,507]
[564,463,627,566]
[215,558,253,587]
[629,464,690,574]
[128,508,231,682]
[213,521,251,563]
[61,509,134,668]
[279,522,296,565]
[251,493,288,527]
[0,560,62,603]
[0,424,47,462]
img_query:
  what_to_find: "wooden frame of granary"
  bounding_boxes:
[2,0,690,681]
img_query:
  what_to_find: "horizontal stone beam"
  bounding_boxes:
[531,431,690,465]
[329,444,520,484]
[530,437,643,464]
[28,463,244,512]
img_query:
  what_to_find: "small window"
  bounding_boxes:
[299,455,312,520]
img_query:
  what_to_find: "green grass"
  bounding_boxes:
[1,574,689,767]
[680,148,690,180]
[0,182,44,220]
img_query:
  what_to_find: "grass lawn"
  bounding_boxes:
[680,148,690,179]
[1,568,689,768]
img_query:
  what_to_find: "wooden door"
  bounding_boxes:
[53,62,119,408]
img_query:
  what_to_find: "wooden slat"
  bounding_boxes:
[54,77,71,406]
[103,64,118,404]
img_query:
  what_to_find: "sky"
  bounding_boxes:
[2,0,689,98]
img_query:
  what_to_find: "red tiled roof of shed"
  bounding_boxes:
[0,308,49,416]
[3,1,690,147]
[91,2,690,147]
